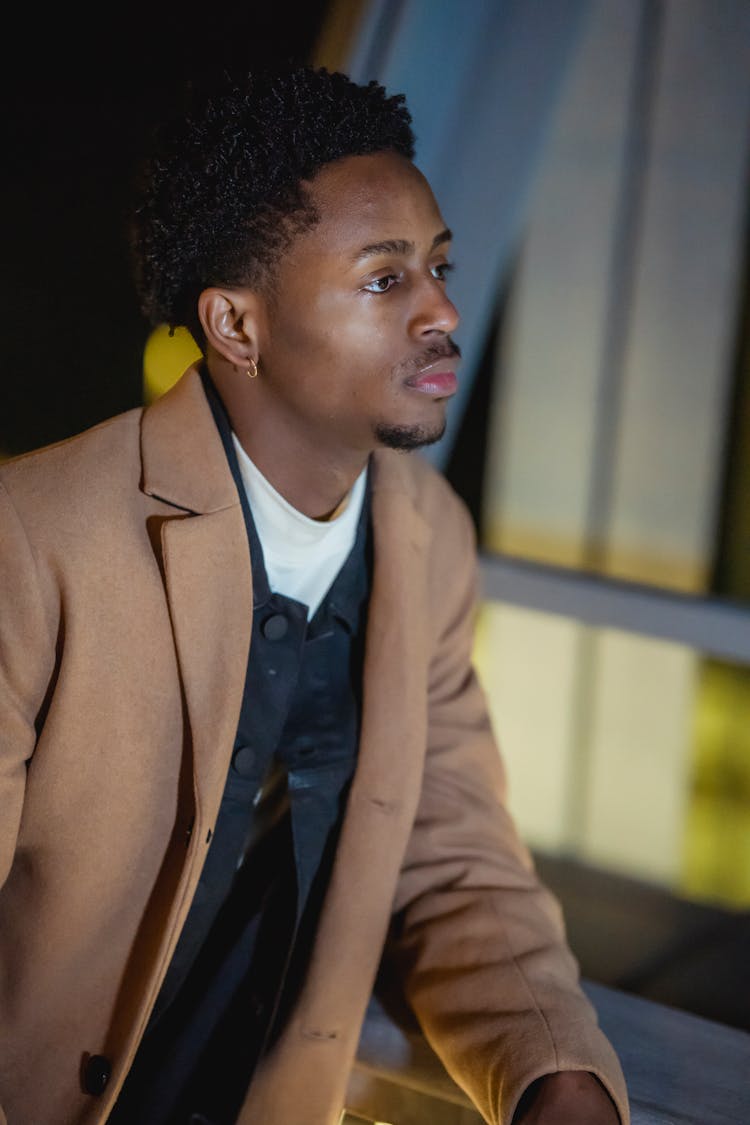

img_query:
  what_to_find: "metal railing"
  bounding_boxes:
[479,553,750,666]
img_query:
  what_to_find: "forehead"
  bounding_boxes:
[297,151,447,257]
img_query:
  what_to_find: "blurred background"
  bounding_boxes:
[2,0,749,1033]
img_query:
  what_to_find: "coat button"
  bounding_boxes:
[233,745,255,776]
[83,1054,111,1095]
[262,613,288,640]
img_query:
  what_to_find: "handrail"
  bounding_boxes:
[347,980,750,1124]
[478,553,750,665]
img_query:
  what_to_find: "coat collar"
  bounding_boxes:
[140,364,240,514]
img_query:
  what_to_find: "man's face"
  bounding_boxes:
[254,151,460,454]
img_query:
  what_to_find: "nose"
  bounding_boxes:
[409,275,460,338]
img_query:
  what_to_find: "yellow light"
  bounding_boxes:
[143,324,202,404]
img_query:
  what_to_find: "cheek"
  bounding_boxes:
[271,296,397,387]
[321,294,406,373]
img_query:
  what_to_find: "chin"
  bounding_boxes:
[373,417,447,452]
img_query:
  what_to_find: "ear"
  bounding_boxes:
[197,287,262,369]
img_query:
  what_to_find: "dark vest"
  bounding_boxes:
[108,374,372,1125]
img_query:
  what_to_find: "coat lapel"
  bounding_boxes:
[160,512,251,813]
[141,366,253,822]
[351,450,432,805]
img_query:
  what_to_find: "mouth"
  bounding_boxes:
[403,348,460,399]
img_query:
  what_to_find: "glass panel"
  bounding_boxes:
[474,600,750,908]
[477,1,750,602]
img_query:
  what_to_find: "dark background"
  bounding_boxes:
[1,6,330,457]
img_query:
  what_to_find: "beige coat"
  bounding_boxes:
[0,367,629,1125]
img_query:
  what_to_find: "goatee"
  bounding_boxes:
[373,418,447,451]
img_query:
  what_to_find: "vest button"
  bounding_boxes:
[83,1054,111,1095]
[233,744,255,776]
[262,613,289,640]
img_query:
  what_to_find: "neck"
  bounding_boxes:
[240,429,367,521]
[208,361,369,520]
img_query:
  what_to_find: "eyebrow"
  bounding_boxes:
[350,228,453,264]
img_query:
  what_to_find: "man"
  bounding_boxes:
[0,67,628,1124]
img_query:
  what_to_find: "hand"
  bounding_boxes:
[512,1071,621,1124]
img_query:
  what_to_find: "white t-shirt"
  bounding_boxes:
[231,435,367,621]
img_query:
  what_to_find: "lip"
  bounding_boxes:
[404,358,459,398]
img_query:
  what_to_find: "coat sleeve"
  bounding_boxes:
[388,488,630,1125]
[0,479,57,1125]
[0,479,56,890]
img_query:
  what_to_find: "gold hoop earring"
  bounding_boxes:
[246,358,259,379]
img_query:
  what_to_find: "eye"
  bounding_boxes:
[362,274,399,293]
[431,261,455,283]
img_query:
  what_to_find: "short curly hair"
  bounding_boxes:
[129,65,415,345]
